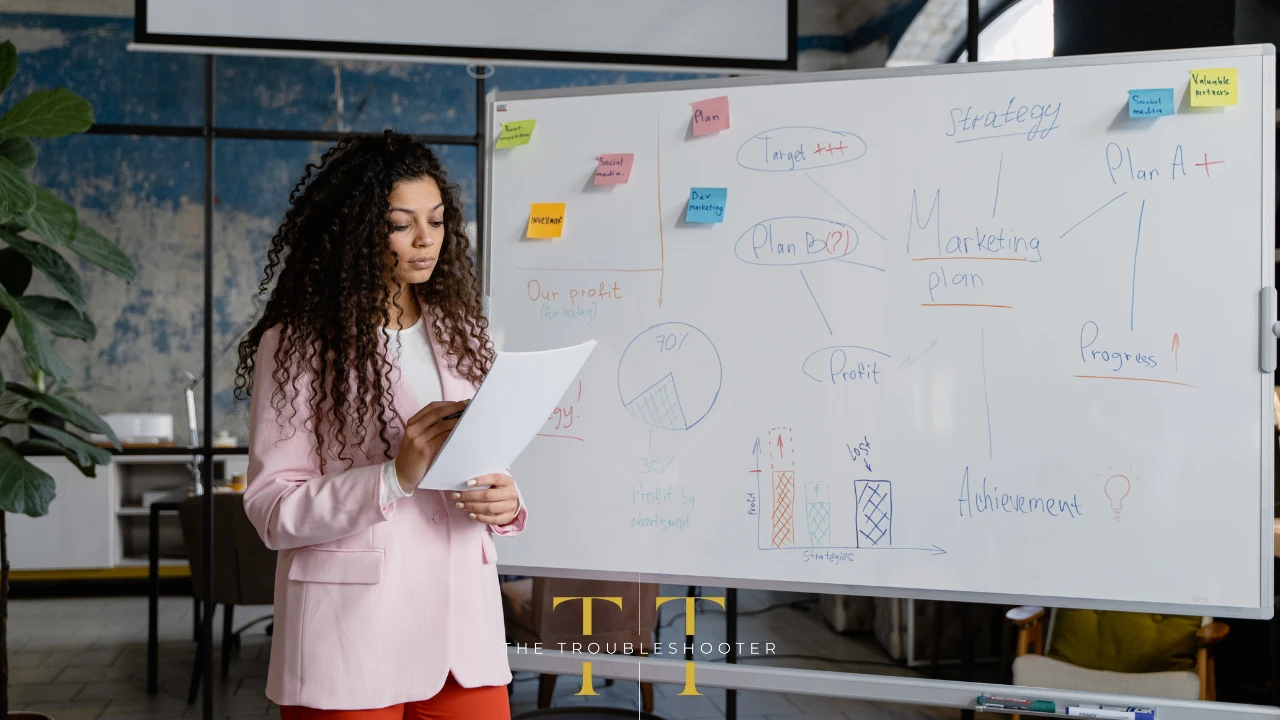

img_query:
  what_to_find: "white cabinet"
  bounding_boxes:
[8,457,114,571]
[8,454,247,572]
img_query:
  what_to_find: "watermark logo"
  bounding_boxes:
[537,595,745,697]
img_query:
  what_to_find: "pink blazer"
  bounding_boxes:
[243,324,526,710]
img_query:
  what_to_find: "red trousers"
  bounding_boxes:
[279,675,510,720]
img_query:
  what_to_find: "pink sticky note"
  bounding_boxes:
[594,153,634,185]
[691,96,730,136]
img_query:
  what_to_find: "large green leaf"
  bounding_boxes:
[4,383,119,449]
[0,42,16,99]
[17,186,77,247]
[0,438,56,517]
[26,422,111,471]
[17,295,94,340]
[1,229,85,311]
[2,230,85,312]
[0,283,69,381]
[69,224,135,282]
[0,137,36,171]
[0,87,94,141]
[0,155,36,221]
[0,246,31,338]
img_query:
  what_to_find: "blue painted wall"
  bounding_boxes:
[0,12,706,438]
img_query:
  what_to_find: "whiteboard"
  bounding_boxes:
[485,46,1276,619]
[135,0,795,72]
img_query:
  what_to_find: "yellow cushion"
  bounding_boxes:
[1048,610,1199,673]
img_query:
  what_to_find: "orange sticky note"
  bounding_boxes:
[691,96,730,136]
[594,153,634,185]
[527,203,566,239]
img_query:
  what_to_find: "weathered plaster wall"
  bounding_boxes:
[0,12,706,441]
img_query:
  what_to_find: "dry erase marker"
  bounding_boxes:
[976,696,1055,712]
[1066,707,1155,720]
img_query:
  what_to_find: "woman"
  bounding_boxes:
[236,131,525,719]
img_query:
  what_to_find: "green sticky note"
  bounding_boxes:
[496,120,536,148]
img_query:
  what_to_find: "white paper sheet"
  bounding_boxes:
[419,340,596,490]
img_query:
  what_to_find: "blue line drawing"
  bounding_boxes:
[1131,199,1145,331]
[737,126,867,172]
[955,130,1042,144]
[833,259,886,271]
[618,322,722,431]
[981,329,993,459]
[906,189,941,255]
[734,216,861,267]
[898,340,937,370]
[854,480,893,547]
[992,151,1003,217]
[799,270,832,335]
[624,373,689,431]
[805,174,889,242]
[801,345,890,384]
[1060,191,1127,238]
[804,482,832,547]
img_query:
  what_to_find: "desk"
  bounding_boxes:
[147,490,186,694]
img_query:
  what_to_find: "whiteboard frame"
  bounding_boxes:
[507,649,1280,720]
[484,44,1278,620]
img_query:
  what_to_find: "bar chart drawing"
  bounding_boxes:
[805,482,832,547]
[854,480,893,547]
[771,471,796,548]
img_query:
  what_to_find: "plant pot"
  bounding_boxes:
[9,712,56,719]
[27,406,65,441]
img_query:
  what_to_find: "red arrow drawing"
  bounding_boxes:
[1172,333,1180,371]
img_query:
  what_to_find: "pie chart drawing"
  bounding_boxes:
[617,322,722,431]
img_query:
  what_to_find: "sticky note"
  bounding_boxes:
[1189,68,1237,106]
[593,153,634,185]
[1128,88,1174,117]
[691,96,730,136]
[527,203,565,238]
[686,188,727,223]
[496,120,536,148]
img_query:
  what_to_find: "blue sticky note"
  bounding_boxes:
[1128,88,1174,118]
[686,187,727,223]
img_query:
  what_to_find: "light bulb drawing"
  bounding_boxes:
[1096,466,1138,521]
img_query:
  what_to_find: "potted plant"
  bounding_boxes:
[0,41,136,718]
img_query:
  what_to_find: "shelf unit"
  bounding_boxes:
[9,453,249,572]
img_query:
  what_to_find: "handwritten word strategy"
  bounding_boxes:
[946,98,1062,142]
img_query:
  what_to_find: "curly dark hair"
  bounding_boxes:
[234,130,493,471]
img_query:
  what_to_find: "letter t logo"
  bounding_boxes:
[655,596,726,695]
[552,596,623,696]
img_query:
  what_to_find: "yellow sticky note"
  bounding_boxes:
[496,120,536,148]
[1189,68,1237,106]
[527,203,565,239]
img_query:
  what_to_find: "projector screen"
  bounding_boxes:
[134,0,796,72]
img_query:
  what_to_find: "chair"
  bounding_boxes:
[1008,607,1229,702]
[178,493,277,703]
[502,577,659,713]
